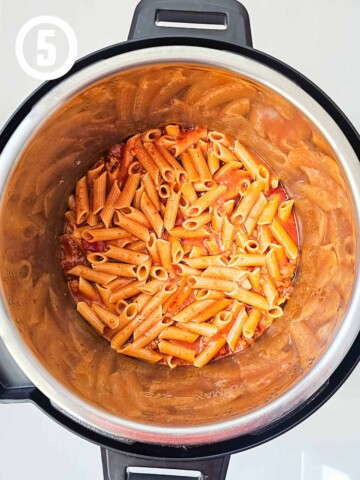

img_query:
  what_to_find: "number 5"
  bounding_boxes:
[37,29,56,67]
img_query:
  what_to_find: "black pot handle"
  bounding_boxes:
[128,0,252,47]
[0,337,35,403]
[101,448,230,480]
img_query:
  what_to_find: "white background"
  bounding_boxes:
[0,0,359,478]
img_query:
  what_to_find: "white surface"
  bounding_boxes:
[0,0,359,478]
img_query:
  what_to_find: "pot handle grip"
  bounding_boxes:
[0,337,35,403]
[128,0,252,47]
[101,448,230,480]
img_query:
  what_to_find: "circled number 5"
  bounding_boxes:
[37,29,56,67]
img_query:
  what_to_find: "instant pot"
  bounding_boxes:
[0,1,359,479]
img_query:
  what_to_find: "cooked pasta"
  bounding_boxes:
[61,125,298,367]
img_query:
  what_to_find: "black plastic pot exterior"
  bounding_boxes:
[0,1,360,479]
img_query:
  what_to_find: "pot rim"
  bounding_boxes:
[0,42,359,447]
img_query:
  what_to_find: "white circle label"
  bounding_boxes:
[16,16,77,80]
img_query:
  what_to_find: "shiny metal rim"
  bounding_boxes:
[0,45,359,445]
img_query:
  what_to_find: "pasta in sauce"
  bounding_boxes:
[60,125,299,367]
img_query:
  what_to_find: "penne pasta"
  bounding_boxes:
[133,306,163,340]
[172,299,215,323]
[181,151,200,181]
[231,180,264,224]
[228,287,269,310]
[248,268,261,291]
[116,173,141,208]
[181,182,198,204]
[87,163,104,186]
[132,183,144,210]
[189,147,212,181]
[256,165,270,193]
[128,161,142,175]
[242,309,262,339]
[270,243,288,265]
[142,172,161,210]
[140,192,164,238]
[158,340,196,363]
[213,311,233,331]
[159,326,198,343]
[82,227,128,242]
[100,180,121,228]
[75,176,90,224]
[136,258,151,281]
[234,140,257,178]
[159,183,171,199]
[258,224,273,253]
[184,254,227,269]
[119,345,163,363]
[156,239,173,274]
[258,194,280,225]
[180,322,218,337]
[207,149,220,175]
[146,232,161,264]
[173,263,202,277]
[142,128,162,142]
[227,306,248,351]
[180,298,232,324]
[157,146,187,184]
[202,266,248,282]
[208,130,232,146]
[150,265,168,281]
[186,185,227,217]
[169,236,184,264]
[105,245,149,265]
[134,293,152,311]
[92,171,107,214]
[63,124,299,368]
[268,305,284,318]
[93,262,137,278]
[87,253,108,264]
[224,199,235,216]
[96,284,118,313]
[165,124,180,136]
[143,141,175,183]
[194,337,227,367]
[189,245,207,258]
[138,279,164,295]
[110,316,143,349]
[114,210,150,243]
[91,304,119,329]
[261,275,279,307]
[120,206,151,228]
[228,253,266,267]
[212,141,238,163]
[211,207,224,233]
[265,248,281,281]
[270,219,298,260]
[133,317,173,349]
[244,193,267,235]
[131,139,160,185]
[221,216,235,251]
[79,277,99,301]
[278,200,294,222]
[164,184,182,232]
[77,302,105,334]
[109,280,146,302]
[195,289,224,300]
[67,265,116,285]
[183,212,212,231]
[169,227,211,238]
[105,277,133,292]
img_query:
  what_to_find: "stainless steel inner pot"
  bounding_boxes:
[0,45,359,446]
